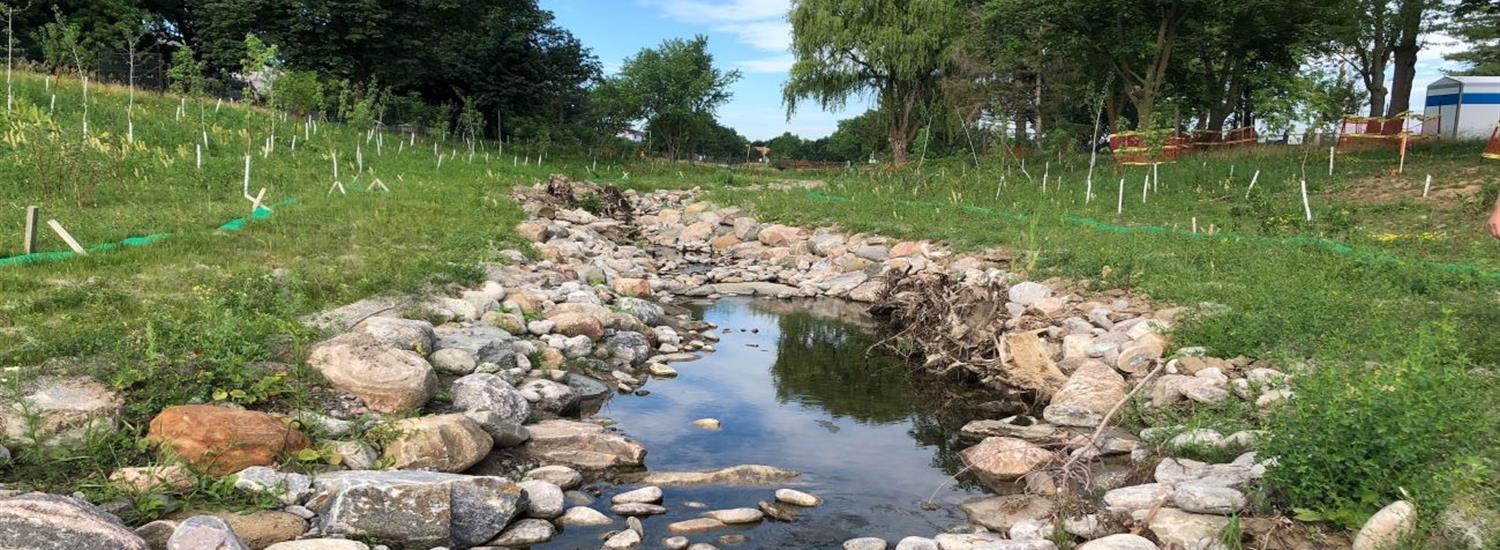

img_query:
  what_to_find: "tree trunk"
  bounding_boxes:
[1367,53,1390,117]
[889,133,909,165]
[1015,113,1029,143]
[1388,37,1419,116]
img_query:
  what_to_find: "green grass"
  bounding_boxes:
[0,71,551,500]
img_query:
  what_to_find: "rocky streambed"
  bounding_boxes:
[0,176,1416,550]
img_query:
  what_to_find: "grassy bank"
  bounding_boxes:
[0,71,554,499]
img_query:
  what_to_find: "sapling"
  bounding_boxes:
[1,2,27,113]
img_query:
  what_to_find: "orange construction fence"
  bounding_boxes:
[1336,112,1436,151]
[1485,123,1500,160]
[1109,132,1192,165]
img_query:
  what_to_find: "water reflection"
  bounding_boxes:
[544,298,997,549]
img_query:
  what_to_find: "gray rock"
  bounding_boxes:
[932,532,1006,549]
[1132,508,1228,550]
[1353,500,1416,550]
[353,317,435,352]
[610,503,668,516]
[1043,361,1128,427]
[566,373,612,401]
[521,419,646,470]
[773,488,822,507]
[603,331,653,367]
[168,515,248,550]
[450,373,531,425]
[1103,483,1171,512]
[603,528,643,549]
[663,535,691,550]
[558,506,612,526]
[525,465,583,490]
[1076,534,1159,550]
[264,541,370,550]
[460,409,530,447]
[1171,483,1246,515]
[518,480,564,519]
[611,486,663,504]
[485,518,554,546]
[1007,282,1052,306]
[517,379,580,416]
[305,470,524,548]
[702,508,763,524]
[615,298,665,326]
[430,348,478,374]
[843,537,887,550]
[959,494,1054,533]
[233,466,312,505]
[432,324,514,363]
[637,465,799,486]
[0,376,122,449]
[0,492,147,549]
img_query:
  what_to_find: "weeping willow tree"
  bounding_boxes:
[782,0,962,165]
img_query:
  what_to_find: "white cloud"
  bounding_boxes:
[646,0,790,23]
[717,20,791,52]
[738,54,795,73]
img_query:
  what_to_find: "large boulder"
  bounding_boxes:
[547,312,604,341]
[522,419,646,471]
[959,437,1054,490]
[451,374,531,425]
[305,470,525,548]
[307,333,437,413]
[383,415,494,473]
[351,317,435,352]
[214,510,307,549]
[1043,361,1129,427]
[0,376,121,449]
[1135,508,1229,550]
[757,224,807,247]
[0,492,148,549]
[147,405,310,475]
[602,331,653,368]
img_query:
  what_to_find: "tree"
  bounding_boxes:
[783,0,963,164]
[167,45,206,96]
[598,35,740,159]
[1386,0,1442,116]
[1448,0,1500,74]
[1331,0,1399,117]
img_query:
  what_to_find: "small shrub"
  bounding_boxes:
[1261,317,1493,528]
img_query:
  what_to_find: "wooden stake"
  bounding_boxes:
[1142,173,1149,203]
[195,144,201,171]
[248,187,267,214]
[1245,170,1260,199]
[47,219,85,255]
[241,155,251,197]
[1328,146,1335,176]
[22,205,37,254]
[1422,174,1431,198]
[1398,133,1409,174]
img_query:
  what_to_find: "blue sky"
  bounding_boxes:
[543,0,1468,141]
[543,0,867,142]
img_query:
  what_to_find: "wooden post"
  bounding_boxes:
[1328,146,1335,176]
[47,219,86,255]
[1422,174,1431,198]
[22,205,37,254]
[1398,133,1409,174]
[1245,170,1259,199]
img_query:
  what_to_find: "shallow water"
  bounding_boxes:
[544,297,995,549]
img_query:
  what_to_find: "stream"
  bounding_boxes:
[545,297,1000,549]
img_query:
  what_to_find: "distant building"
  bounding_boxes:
[1422,76,1500,139]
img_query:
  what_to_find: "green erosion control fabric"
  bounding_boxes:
[0,198,296,268]
[803,191,1500,283]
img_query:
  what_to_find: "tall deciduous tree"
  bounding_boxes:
[1331,0,1400,117]
[595,35,740,160]
[783,0,962,164]
[1386,0,1441,116]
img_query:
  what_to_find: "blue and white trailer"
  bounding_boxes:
[1422,76,1500,139]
